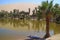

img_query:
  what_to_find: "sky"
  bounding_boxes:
[0,0,60,5]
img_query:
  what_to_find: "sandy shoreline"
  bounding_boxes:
[0,34,60,40]
[13,34,60,40]
[46,34,60,40]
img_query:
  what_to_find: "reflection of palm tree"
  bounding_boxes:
[35,20,40,32]
[31,20,40,32]
[54,24,60,34]
[0,19,5,25]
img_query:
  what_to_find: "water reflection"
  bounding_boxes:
[54,24,60,34]
[0,18,60,37]
[0,19,45,31]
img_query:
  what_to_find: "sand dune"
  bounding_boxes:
[0,3,38,15]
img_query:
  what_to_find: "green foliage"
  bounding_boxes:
[52,3,60,17]
[37,10,42,20]
[0,12,5,18]
[56,16,60,24]
[45,0,53,15]
[41,1,48,10]
[54,4,59,8]
[37,0,53,20]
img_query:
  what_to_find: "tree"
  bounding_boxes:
[37,10,42,20]
[37,0,49,20]
[44,0,53,38]
[50,3,60,24]
[37,0,53,38]
[0,12,5,18]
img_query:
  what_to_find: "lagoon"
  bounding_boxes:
[0,18,60,40]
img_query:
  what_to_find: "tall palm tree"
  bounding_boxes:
[44,0,53,38]
[37,0,53,38]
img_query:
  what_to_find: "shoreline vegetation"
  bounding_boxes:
[0,0,60,22]
[0,3,60,23]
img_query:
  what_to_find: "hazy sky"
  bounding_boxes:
[0,0,60,5]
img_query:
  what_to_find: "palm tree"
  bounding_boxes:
[37,0,49,20]
[44,0,53,38]
[37,0,54,38]
[37,0,53,38]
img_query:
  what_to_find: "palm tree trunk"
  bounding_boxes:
[44,15,50,38]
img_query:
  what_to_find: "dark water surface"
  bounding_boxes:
[0,18,60,40]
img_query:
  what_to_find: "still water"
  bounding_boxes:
[0,18,60,40]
